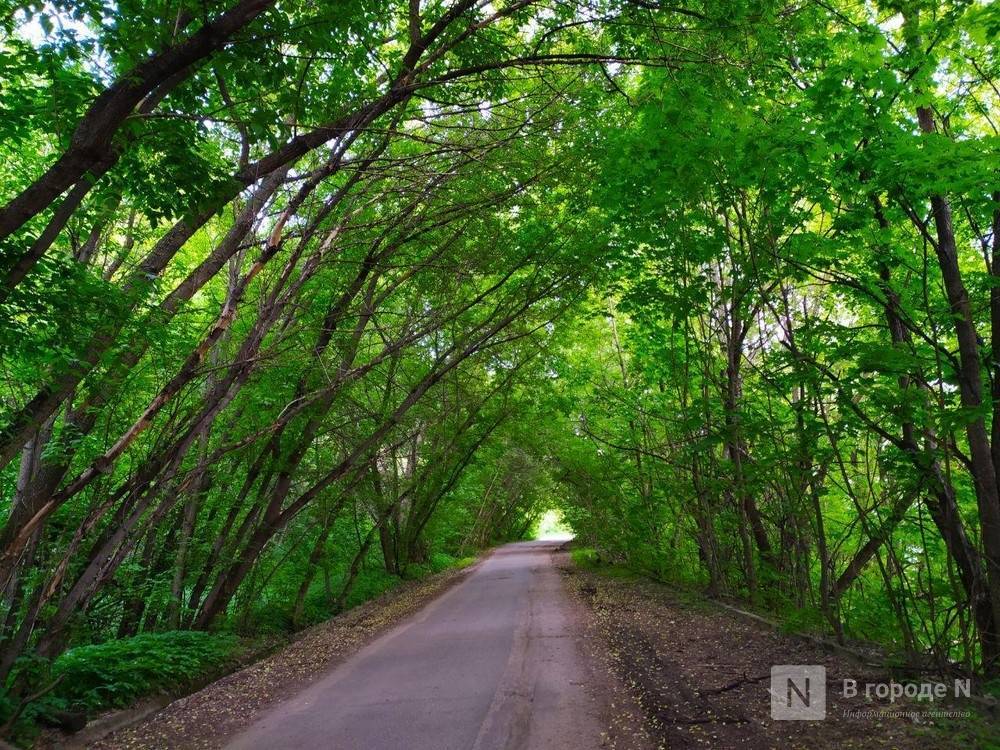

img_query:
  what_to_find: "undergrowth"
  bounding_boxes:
[1,551,475,746]
[1,631,239,745]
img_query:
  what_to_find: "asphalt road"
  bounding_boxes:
[226,540,605,750]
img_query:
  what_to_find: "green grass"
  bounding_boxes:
[569,546,638,578]
[242,550,477,632]
[404,551,476,580]
[570,546,598,568]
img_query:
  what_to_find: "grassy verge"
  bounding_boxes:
[569,546,638,578]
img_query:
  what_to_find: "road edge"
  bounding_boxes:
[70,557,485,750]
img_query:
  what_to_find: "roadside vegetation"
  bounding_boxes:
[1,0,998,743]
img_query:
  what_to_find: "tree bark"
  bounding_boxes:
[0,0,275,244]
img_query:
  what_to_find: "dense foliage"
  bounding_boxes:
[0,0,997,738]
[545,0,1000,679]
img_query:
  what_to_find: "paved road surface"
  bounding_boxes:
[226,541,605,750]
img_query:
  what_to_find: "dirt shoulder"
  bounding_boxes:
[559,559,991,750]
[79,564,475,750]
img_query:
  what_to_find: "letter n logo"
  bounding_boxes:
[770,665,826,720]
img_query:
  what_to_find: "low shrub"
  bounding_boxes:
[52,630,240,711]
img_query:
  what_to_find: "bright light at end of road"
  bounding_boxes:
[535,509,573,541]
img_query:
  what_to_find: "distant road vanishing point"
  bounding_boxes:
[226,541,607,750]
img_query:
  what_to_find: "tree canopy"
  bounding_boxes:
[1,0,998,736]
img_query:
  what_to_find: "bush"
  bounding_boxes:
[52,630,240,711]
